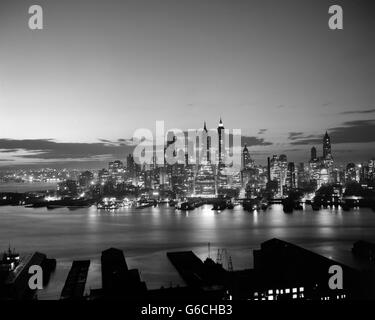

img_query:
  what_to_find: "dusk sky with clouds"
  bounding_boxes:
[0,0,374,168]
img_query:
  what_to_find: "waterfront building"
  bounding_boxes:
[270,155,288,197]
[242,144,253,169]
[286,162,298,190]
[194,161,217,197]
[217,118,225,165]
[78,171,94,188]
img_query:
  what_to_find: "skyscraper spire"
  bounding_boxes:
[323,130,332,160]
[217,118,225,165]
[203,121,207,132]
[218,117,224,128]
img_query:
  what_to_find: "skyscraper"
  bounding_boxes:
[242,144,250,169]
[270,154,288,196]
[286,162,297,189]
[216,118,228,189]
[194,161,217,197]
[323,131,332,160]
[217,117,225,165]
[203,121,211,163]
[310,146,317,161]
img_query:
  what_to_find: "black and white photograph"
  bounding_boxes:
[0,0,374,316]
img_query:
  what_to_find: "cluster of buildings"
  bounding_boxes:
[75,120,373,201]
[4,119,372,201]
[4,238,374,301]
[0,168,75,184]
[262,131,375,198]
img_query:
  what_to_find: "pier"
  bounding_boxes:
[60,260,90,300]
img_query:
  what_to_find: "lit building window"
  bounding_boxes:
[285,289,290,294]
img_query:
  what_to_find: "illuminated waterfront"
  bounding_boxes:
[1,204,375,299]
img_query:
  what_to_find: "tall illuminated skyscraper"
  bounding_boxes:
[194,161,217,197]
[322,131,334,183]
[203,121,211,163]
[217,117,225,165]
[242,144,251,169]
[323,131,332,160]
[310,146,317,161]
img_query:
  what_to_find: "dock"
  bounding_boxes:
[167,251,227,289]
[352,240,375,263]
[98,248,147,299]
[60,260,90,300]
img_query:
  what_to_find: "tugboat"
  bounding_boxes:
[97,198,120,210]
[243,199,260,212]
[135,201,155,209]
[226,199,235,209]
[293,202,303,210]
[311,202,321,211]
[282,198,294,214]
[176,200,195,211]
[261,202,269,211]
[212,200,227,211]
[168,199,176,207]
[0,246,20,272]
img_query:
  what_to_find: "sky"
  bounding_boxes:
[0,0,374,168]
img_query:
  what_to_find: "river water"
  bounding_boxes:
[1,204,375,299]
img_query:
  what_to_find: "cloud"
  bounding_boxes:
[290,119,375,145]
[258,129,267,135]
[329,119,375,144]
[98,139,113,144]
[242,136,272,147]
[0,139,134,161]
[0,133,272,166]
[98,138,139,146]
[339,108,375,115]
[117,138,141,146]
[281,148,303,152]
[288,132,304,140]
[0,149,19,153]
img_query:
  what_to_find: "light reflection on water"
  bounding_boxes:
[1,204,375,299]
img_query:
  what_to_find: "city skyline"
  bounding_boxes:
[0,121,374,169]
[1,0,374,168]
[2,0,375,306]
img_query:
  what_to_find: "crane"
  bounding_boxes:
[216,248,233,272]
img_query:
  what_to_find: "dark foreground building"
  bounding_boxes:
[0,251,55,300]
[90,248,147,299]
[60,260,90,300]
[166,239,375,301]
[230,238,374,300]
